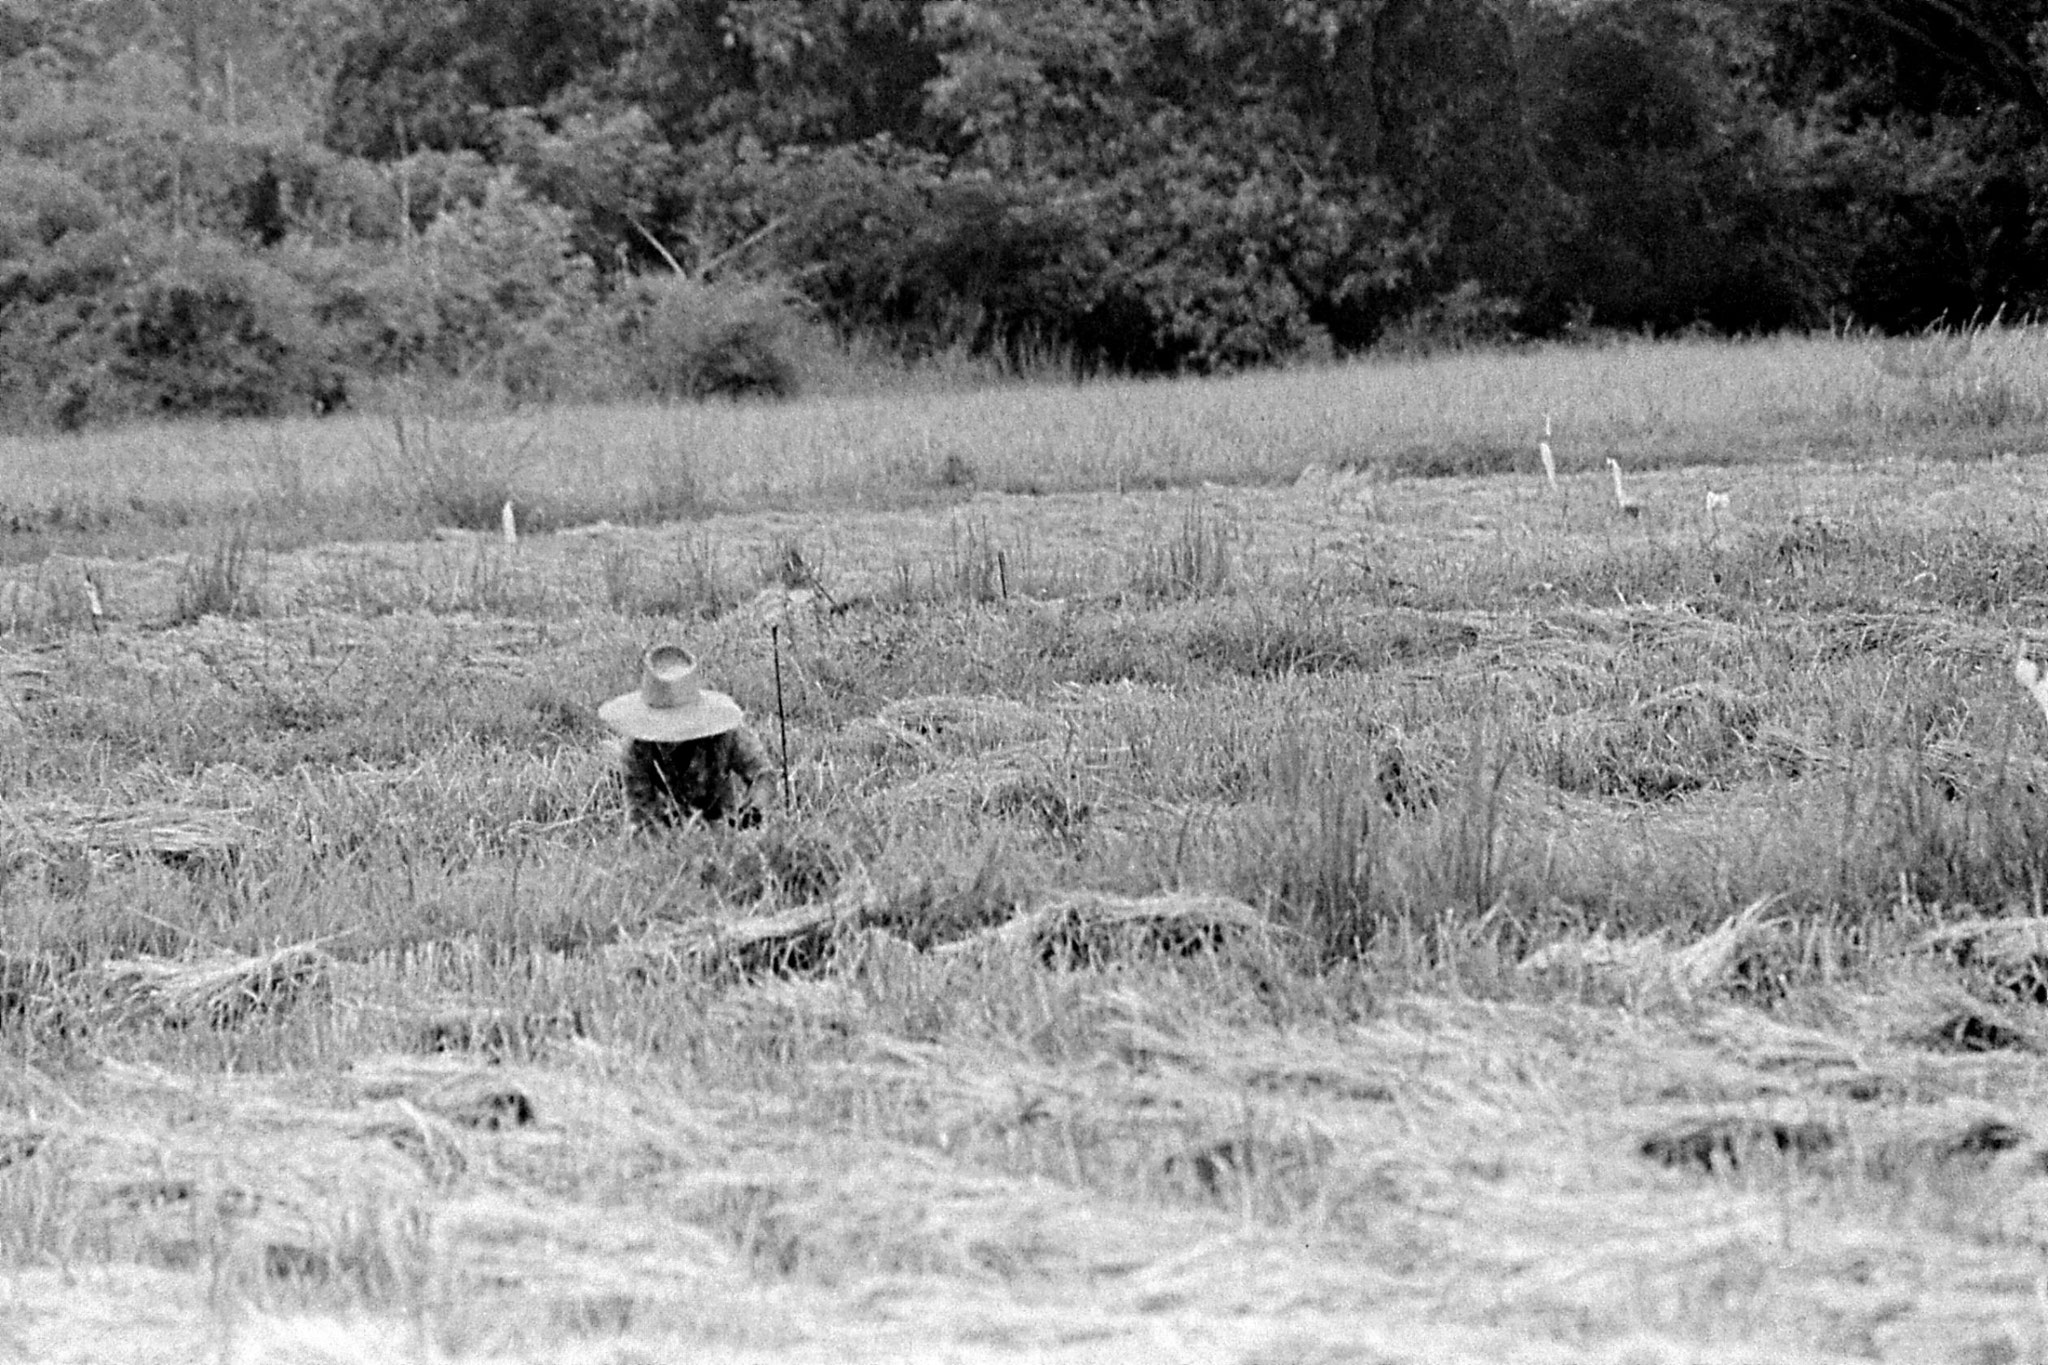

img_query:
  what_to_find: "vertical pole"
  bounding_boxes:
[771,623,792,814]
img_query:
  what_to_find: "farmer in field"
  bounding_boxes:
[600,643,775,831]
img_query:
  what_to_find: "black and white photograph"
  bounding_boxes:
[5,1,2048,1359]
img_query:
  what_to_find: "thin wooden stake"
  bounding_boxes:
[771,623,793,814]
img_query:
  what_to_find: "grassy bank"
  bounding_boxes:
[7,328,2048,566]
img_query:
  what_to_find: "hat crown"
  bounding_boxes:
[640,646,702,711]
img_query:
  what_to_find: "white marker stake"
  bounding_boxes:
[1539,441,1558,490]
[501,500,518,547]
[2018,656,2048,727]
[1607,459,1641,517]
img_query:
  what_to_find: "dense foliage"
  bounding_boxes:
[3,0,2047,427]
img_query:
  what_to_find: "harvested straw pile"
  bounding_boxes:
[3,795,254,867]
[833,693,1075,772]
[408,1007,587,1060]
[1883,985,2042,1055]
[950,889,1275,967]
[829,692,1131,833]
[608,885,1273,983]
[1517,896,1781,1005]
[84,941,333,1029]
[1921,916,2048,1006]
[874,694,1069,749]
[882,754,1093,827]
[1639,1100,2041,1180]
[610,902,867,983]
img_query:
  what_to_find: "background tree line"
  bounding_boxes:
[3,0,2046,428]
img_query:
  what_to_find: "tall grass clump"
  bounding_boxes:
[599,542,639,613]
[1127,504,1239,602]
[626,535,746,619]
[377,414,534,530]
[880,520,1068,607]
[171,521,262,623]
[632,448,704,524]
[599,535,746,619]
[1863,321,2048,431]
[1256,749,1381,964]
[1864,741,2048,915]
[946,518,1010,604]
[1219,730,1525,970]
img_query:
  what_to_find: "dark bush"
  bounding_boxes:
[624,275,813,400]
[0,157,105,256]
[277,241,437,379]
[111,235,339,420]
[0,223,143,426]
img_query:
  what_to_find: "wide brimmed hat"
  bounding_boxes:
[598,645,744,743]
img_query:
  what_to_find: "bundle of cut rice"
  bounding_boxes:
[1517,895,1781,1003]
[1918,916,2048,1007]
[610,902,865,983]
[949,890,1275,967]
[3,796,254,866]
[874,694,1067,750]
[87,941,332,1029]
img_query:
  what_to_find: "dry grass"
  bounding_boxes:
[9,336,2048,1358]
[6,327,2048,563]
[7,985,2048,1362]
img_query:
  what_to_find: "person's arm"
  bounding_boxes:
[729,726,776,784]
[723,726,778,820]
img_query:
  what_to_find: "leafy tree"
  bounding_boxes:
[1745,0,2048,326]
[114,233,337,417]
[1755,0,2048,124]
[325,0,629,156]
[619,0,935,147]
[11,0,2048,430]
[1514,0,1821,331]
[0,156,106,256]
[915,0,1427,367]
[493,101,676,268]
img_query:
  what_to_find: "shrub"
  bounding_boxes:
[112,235,341,419]
[414,170,612,398]
[277,240,437,382]
[625,274,815,400]
[0,157,105,257]
[288,172,623,405]
[0,223,134,426]
[1,226,345,428]
[7,95,332,245]
[303,157,407,243]
[1374,281,1523,356]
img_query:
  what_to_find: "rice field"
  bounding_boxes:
[8,333,2048,1361]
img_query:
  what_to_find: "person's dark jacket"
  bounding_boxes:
[622,727,773,829]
